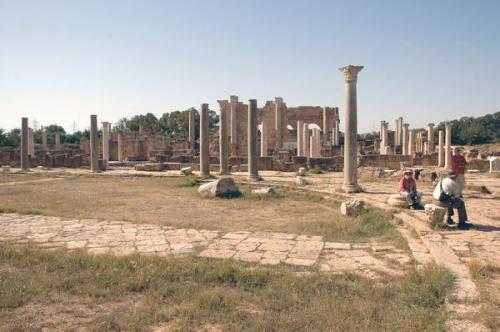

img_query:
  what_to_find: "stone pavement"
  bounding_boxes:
[0,213,410,278]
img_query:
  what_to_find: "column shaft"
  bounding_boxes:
[247,99,259,180]
[200,104,210,177]
[322,107,331,144]
[402,124,409,155]
[444,123,452,170]
[188,108,195,150]
[21,117,29,171]
[297,120,304,156]
[438,130,444,167]
[303,123,310,158]
[90,115,100,173]
[219,108,229,174]
[275,97,283,150]
[260,121,268,157]
[230,95,238,156]
[42,130,48,151]
[118,132,124,161]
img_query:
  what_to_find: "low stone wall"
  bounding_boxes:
[359,154,413,169]
[467,159,489,172]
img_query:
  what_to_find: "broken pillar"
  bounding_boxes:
[339,65,363,193]
[230,95,238,156]
[402,123,409,155]
[188,108,196,151]
[445,122,452,170]
[90,114,100,173]
[219,108,229,174]
[21,117,29,171]
[438,129,444,167]
[247,99,259,180]
[303,123,310,158]
[101,122,110,170]
[275,97,283,150]
[200,103,210,177]
[427,123,435,153]
[260,120,268,157]
[297,120,304,156]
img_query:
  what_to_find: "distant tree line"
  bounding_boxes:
[435,112,500,145]
[0,108,219,148]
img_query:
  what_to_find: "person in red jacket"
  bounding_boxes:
[399,170,423,210]
[451,147,467,196]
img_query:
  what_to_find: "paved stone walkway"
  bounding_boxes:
[0,213,410,278]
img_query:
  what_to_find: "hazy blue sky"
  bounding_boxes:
[1,0,499,133]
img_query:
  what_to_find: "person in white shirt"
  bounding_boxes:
[433,172,471,229]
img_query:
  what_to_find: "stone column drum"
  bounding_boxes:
[260,121,268,157]
[303,123,310,158]
[334,116,340,146]
[275,97,283,150]
[200,103,210,177]
[21,117,29,171]
[219,108,229,174]
[247,99,260,180]
[339,65,363,193]
[230,95,238,156]
[101,122,110,170]
[90,114,100,173]
[296,120,304,156]
[438,129,444,167]
[188,108,196,151]
[402,123,409,155]
[444,122,452,170]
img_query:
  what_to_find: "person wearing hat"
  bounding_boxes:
[399,170,423,210]
[451,146,467,195]
[433,171,472,229]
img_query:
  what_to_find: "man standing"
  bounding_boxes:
[433,172,472,230]
[451,147,467,195]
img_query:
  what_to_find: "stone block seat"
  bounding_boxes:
[387,193,408,208]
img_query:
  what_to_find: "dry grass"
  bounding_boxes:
[0,173,404,244]
[468,260,500,330]
[0,243,453,331]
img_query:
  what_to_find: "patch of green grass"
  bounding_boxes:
[307,168,324,175]
[298,206,407,246]
[0,244,452,331]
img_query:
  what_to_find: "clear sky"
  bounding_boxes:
[1,0,499,133]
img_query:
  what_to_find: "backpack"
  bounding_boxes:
[438,181,453,204]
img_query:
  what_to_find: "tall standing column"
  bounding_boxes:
[322,107,332,144]
[303,123,310,158]
[339,65,363,193]
[42,130,48,151]
[55,131,61,151]
[21,117,29,171]
[296,120,304,156]
[309,130,315,158]
[408,130,415,157]
[230,95,239,156]
[90,115,100,173]
[247,99,259,180]
[188,108,195,151]
[200,103,210,177]
[260,121,268,157]
[275,97,283,150]
[444,122,452,170]
[117,131,124,162]
[28,128,34,156]
[438,130,444,167]
[427,123,435,153]
[402,124,409,155]
[380,121,388,154]
[219,108,229,174]
[101,122,110,170]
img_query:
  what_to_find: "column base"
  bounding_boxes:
[342,183,362,193]
[247,174,261,181]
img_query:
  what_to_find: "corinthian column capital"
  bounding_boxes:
[338,65,364,82]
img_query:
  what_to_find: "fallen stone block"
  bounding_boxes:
[1,166,10,173]
[387,194,408,208]
[198,177,241,198]
[297,167,307,176]
[143,163,165,172]
[252,187,274,195]
[180,166,193,175]
[424,204,446,227]
[295,176,310,185]
[340,200,366,217]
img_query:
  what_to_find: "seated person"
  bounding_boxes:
[433,171,472,230]
[399,170,423,210]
